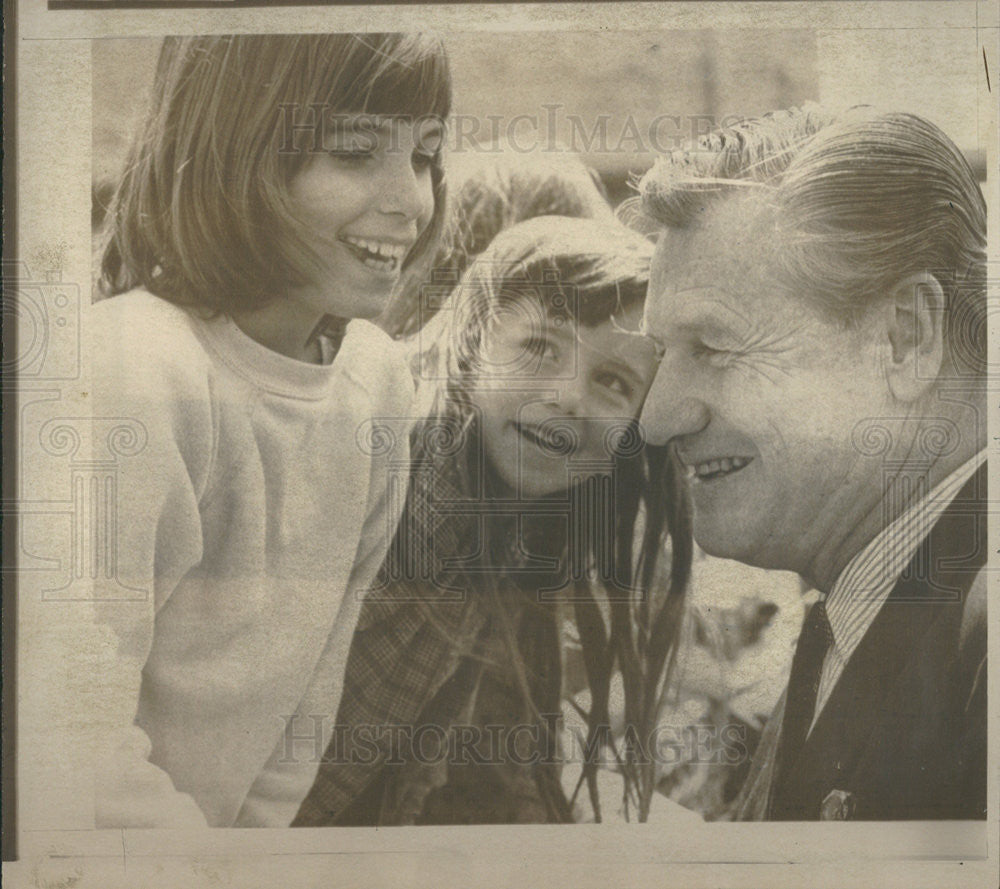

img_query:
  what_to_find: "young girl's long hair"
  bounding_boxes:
[100,34,451,315]
[398,215,692,821]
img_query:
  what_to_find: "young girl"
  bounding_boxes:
[294,215,692,826]
[91,34,450,827]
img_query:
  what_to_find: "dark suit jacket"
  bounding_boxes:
[736,462,987,821]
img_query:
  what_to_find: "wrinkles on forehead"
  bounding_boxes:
[648,196,789,323]
[644,195,842,369]
[661,192,784,284]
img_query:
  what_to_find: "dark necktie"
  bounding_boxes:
[777,599,834,776]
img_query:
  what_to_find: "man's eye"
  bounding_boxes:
[693,343,729,363]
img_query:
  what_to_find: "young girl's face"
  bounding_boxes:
[286,116,442,320]
[473,301,661,499]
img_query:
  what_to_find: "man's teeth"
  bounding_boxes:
[690,456,752,480]
[342,236,408,267]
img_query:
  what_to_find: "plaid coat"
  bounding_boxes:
[293,449,555,826]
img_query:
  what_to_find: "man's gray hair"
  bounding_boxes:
[638,105,986,377]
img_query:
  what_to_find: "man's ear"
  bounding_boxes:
[884,272,945,402]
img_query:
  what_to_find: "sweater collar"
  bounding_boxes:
[200,315,406,401]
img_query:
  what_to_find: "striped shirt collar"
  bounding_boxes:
[823,448,987,662]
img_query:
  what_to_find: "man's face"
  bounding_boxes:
[640,194,892,575]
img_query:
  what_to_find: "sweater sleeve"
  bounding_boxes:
[90,294,216,827]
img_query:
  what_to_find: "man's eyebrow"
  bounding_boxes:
[655,295,754,341]
[674,318,747,340]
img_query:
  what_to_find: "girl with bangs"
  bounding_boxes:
[295,215,692,826]
[92,34,450,827]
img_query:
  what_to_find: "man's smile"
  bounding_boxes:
[683,455,755,483]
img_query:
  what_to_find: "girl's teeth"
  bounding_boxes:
[693,456,751,479]
[362,255,396,272]
[344,236,406,262]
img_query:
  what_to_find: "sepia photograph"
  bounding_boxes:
[3,3,997,887]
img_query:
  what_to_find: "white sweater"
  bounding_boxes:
[91,290,413,827]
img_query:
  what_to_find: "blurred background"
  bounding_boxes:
[93,28,986,219]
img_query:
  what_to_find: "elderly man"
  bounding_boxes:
[637,106,987,820]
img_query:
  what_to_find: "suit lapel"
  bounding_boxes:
[773,591,942,816]
[769,462,986,819]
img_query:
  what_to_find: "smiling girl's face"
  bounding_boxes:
[287,115,443,319]
[472,300,660,498]
[232,115,442,360]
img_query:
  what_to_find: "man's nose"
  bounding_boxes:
[639,363,710,446]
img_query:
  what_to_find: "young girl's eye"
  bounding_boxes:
[327,126,379,162]
[413,124,443,172]
[525,336,558,362]
[595,371,633,399]
[327,137,377,162]
[328,149,375,163]
[412,150,437,172]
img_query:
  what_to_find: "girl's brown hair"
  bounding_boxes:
[392,216,692,821]
[100,34,451,314]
